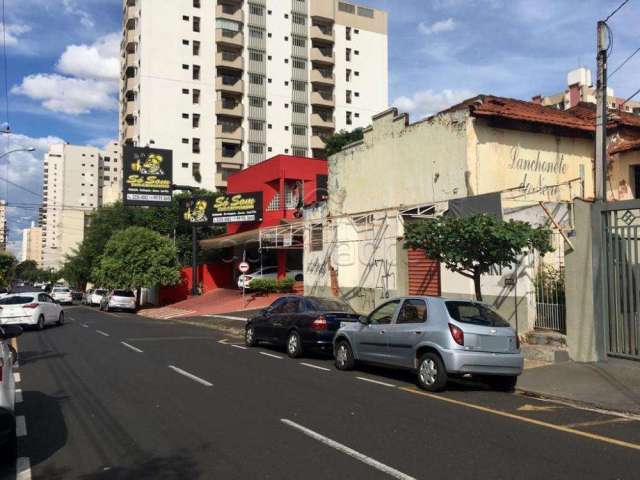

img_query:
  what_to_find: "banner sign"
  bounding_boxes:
[123,146,173,206]
[211,192,263,224]
[180,197,214,225]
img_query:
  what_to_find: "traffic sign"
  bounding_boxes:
[239,262,250,273]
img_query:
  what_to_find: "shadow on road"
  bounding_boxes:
[22,391,68,469]
[18,350,67,367]
[79,451,200,480]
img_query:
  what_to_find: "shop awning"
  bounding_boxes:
[199,229,261,250]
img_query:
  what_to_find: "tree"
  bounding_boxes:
[324,128,364,157]
[404,214,553,301]
[92,227,181,306]
[0,252,17,286]
[15,260,38,282]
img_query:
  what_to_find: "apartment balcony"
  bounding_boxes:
[125,101,137,117]
[125,75,139,91]
[310,69,335,85]
[310,25,334,42]
[126,51,138,66]
[216,149,244,166]
[216,29,244,49]
[311,113,335,129]
[123,124,138,139]
[311,134,328,150]
[126,6,137,20]
[216,75,244,95]
[216,3,244,23]
[216,51,244,70]
[126,29,137,44]
[217,100,244,117]
[216,124,244,143]
[310,91,335,107]
[310,48,334,65]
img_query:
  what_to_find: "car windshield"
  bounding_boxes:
[95,290,107,295]
[309,298,355,313]
[445,301,512,328]
[113,290,134,297]
[53,288,69,293]
[0,295,35,305]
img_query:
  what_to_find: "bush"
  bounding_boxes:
[248,277,295,295]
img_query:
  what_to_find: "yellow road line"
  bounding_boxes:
[564,417,635,429]
[399,387,640,452]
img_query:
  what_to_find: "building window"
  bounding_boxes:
[182,64,189,70]
[292,124,307,136]
[192,113,200,128]
[346,26,351,40]
[249,50,264,62]
[183,88,190,94]
[193,89,200,104]
[193,41,200,56]
[249,143,264,154]
[182,39,190,45]
[357,6,374,18]
[192,162,201,181]
[182,15,189,21]
[192,65,200,80]
[292,36,306,47]
[310,224,323,251]
[249,119,264,130]
[338,2,356,13]
[182,138,189,144]
[249,96,265,107]
[249,73,264,84]
[292,80,306,91]
[192,138,201,153]
[182,113,189,119]
[346,48,351,61]
[292,148,306,157]
[346,69,352,82]
[346,111,353,125]
[182,163,189,168]
[193,0,200,7]
[292,14,306,25]
[292,102,306,113]
[250,4,263,15]
[249,28,264,39]
[346,90,352,104]
[292,57,306,70]
[193,16,200,32]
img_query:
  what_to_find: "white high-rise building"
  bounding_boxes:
[120,0,388,190]
[41,143,122,270]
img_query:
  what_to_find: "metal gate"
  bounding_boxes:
[602,202,640,360]
[533,232,566,334]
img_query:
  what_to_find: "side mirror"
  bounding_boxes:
[359,315,369,325]
[0,325,23,340]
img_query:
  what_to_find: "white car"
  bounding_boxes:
[90,289,108,306]
[51,287,73,305]
[0,293,65,330]
[101,290,137,313]
[237,266,304,289]
[0,324,22,452]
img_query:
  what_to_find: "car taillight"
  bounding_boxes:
[23,303,38,309]
[311,316,328,331]
[449,323,464,346]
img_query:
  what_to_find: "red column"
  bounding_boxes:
[279,174,286,218]
[277,250,287,280]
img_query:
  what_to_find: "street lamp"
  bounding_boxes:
[0,147,36,160]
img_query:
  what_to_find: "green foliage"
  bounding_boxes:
[534,265,565,303]
[0,252,17,285]
[324,128,364,157]
[15,260,38,282]
[92,226,181,291]
[248,277,295,295]
[404,214,553,301]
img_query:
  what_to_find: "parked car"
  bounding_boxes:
[0,288,8,299]
[89,289,108,306]
[238,266,304,289]
[50,287,73,305]
[82,289,93,305]
[333,297,523,392]
[100,290,137,313]
[0,325,22,457]
[245,296,360,357]
[0,293,65,330]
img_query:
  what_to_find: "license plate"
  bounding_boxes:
[480,336,510,352]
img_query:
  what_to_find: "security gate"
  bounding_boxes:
[533,233,566,334]
[602,202,640,360]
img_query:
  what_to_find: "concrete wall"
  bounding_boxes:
[608,150,640,201]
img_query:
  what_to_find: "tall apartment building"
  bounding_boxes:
[119,0,388,191]
[41,143,122,270]
[533,67,640,114]
[21,222,42,266]
[0,200,5,251]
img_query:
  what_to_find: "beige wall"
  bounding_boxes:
[22,227,42,267]
[608,150,640,201]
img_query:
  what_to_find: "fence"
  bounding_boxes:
[533,232,566,334]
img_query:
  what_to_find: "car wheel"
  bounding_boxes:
[105,304,109,312]
[286,331,303,359]
[417,352,448,392]
[57,312,65,326]
[334,340,355,371]
[485,375,518,392]
[36,315,45,331]
[0,419,16,464]
[245,325,257,347]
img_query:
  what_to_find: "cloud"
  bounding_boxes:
[393,89,476,119]
[12,32,120,115]
[57,32,120,81]
[418,18,457,35]
[3,24,31,46]
[62,0,95,28]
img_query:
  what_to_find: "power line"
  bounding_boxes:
[610,46,640,77]
[0,176,41,198]
[623,86,640,106]
[605,0,631,21]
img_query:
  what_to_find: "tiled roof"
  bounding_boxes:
[566,102,640,128]
[468,96,594,132]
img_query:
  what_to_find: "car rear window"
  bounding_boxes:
[445,301,511,328]
[0,296,35,305]
[113,290,134,297]
[95,290,107,295]
[308,298,355,313]
[53,288,69,293]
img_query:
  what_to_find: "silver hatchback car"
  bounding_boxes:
[333,296,524,392]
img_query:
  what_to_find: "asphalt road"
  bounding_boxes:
[2,305,640,479]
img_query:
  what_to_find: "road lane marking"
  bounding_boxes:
[168,365,213,387]
[357,377,396,388]
[300,362,330,372]
[125,336,218,342]
[517,404,561,412]
[15,389,22,403]
[121,342,143,353]
[205,314,248,322]
[564,417,635,429]
[81,323,89,328]
[162,310,197,319]
[231,344,248,350]
[16,457,31,480]
[96,330,110,337]
[14,372,21,383]
[400,387,640,452]
[260,352,283,360]
[516,391,640,420]
[281,419,416,480]
[16,416,27,437]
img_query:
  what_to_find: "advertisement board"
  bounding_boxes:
[179,196,214,225]
[123,146,173,206]
[211,192,263,224]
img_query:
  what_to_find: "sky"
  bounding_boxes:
[2,0,640,257]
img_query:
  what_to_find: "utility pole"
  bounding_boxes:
[595,20,608,202]
[192,224,198,296]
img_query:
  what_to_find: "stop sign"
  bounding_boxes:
[239,262,250,273]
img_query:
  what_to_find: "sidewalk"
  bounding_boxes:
[518,358,640,415]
